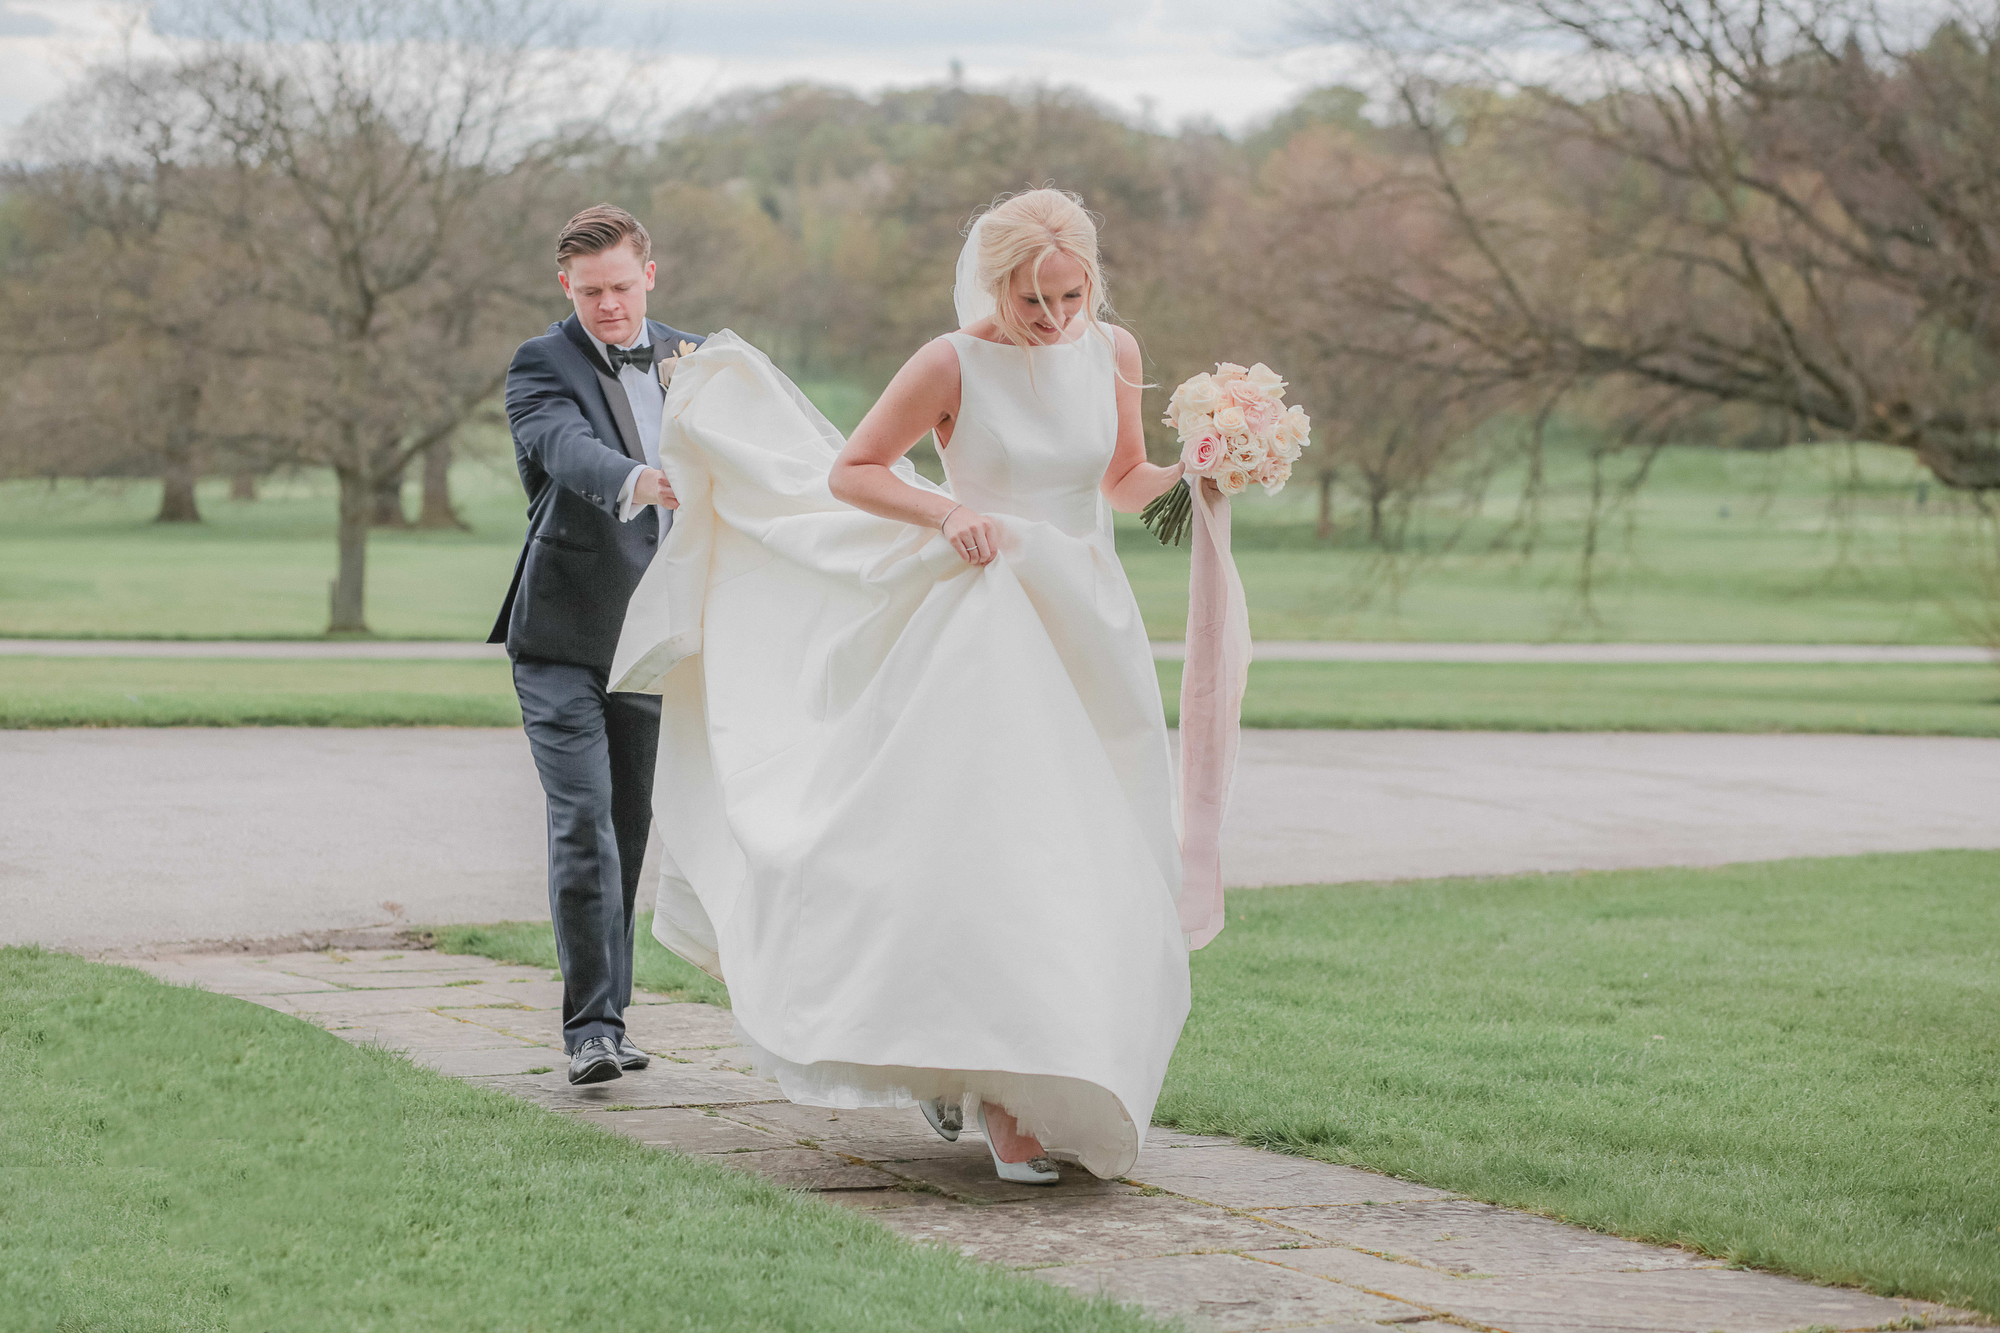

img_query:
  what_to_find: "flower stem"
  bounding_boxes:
[1141,480,1194,546]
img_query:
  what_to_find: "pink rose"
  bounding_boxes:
[1256,455,1292,495]
[1226,378,1265,411]
[1243,397,1282,434]
[1181,430,1223,473]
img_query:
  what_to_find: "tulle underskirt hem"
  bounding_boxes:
[737,1022,1141,1178]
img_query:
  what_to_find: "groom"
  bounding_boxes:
[489,204,703,1085]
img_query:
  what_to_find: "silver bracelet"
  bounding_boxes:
[937,503,962,532]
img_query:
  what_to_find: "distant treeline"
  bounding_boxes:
[2,0,1997,632]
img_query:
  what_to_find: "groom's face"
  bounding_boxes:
[559,241,656,347]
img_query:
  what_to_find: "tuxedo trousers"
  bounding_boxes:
[512,657,661,1051]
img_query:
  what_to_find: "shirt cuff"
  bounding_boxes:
[616,463,647,522]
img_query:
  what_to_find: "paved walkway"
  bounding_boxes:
[8,727,1999,951]
[1,638,1990,663]
[120,945,1995,1333]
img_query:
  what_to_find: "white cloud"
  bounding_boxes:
[0,0,1354,142]
[0,2,182,139]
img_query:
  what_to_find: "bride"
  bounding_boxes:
[609,189,1193,1183]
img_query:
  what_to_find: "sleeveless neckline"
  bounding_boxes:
[950,329,1087,351]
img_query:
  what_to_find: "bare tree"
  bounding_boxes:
[0,64,258,520]
[1161,112,1517,548]
[158,0,621,631]
[1310,0,2000,495]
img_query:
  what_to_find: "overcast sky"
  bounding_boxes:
[0,0,1354,142]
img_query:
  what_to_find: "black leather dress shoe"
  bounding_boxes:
[568,1035,623,1085]
[616,1036,650,1070]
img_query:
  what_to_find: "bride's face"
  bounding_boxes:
[1009,252,1089,342]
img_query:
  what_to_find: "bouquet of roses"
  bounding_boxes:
[1141,361,1312,545]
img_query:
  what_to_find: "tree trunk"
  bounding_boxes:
[370,465,409,527]
[155,382,203,523]
[329,467,371,634]
[230,470,259,501]
[1367,483,1387,546]
[416,437,469,529]
[157,458,201,523]
[1316,469,1336,542]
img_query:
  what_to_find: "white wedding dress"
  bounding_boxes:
[609,325,1191,1178]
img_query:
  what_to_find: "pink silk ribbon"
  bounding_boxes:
[1177,479,1251,949]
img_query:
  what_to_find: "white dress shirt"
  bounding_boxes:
[586,325,665,522]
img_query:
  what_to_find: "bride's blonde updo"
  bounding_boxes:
[973,189,1112,350]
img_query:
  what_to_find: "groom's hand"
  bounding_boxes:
[634,468,678,509]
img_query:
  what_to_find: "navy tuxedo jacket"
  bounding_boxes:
[489,313,704,671]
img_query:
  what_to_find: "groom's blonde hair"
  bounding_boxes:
[557,204,652,270]
[972,189,1112,352]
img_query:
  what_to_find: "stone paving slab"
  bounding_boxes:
[1126,1143,1456,1209]
[471,1065,780,1112]
[722,1147,895,1191]
[1268,1199,1717,1275]
[622,1001,740,1049]
[274,950,500,973]
[1035,1253,1426,1329]
[290,985,535,1017]
[577,1107,789,1153]
[1265,1245,1969,1333]
[718,1100,940,1144]
[116,945,1995,1333]
[128,959,351,994]
[405,1046,561,1077]
[868,1194,1309,1268]
[874,1150,1145,1205]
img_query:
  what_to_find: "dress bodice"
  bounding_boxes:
[940,330,1117,537]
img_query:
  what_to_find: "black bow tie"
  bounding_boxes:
[604,342,658,373]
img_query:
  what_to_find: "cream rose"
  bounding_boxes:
[1273,437,1304,462]
[1225,378,1266,411]
[1177,407,1216,437]
[1256,455,1293,495]
[1180,375,1222,416]
[1214,361,1249,383]
[1213,404,1247,434]
[1280,404,1311,444]
[1247,363,1286,394]
[1214,465,1251,496]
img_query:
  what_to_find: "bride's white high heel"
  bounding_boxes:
[977,1104,1060,1185]
[920,1096,962,1142]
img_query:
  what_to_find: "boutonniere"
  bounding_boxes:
[656,340,699,389]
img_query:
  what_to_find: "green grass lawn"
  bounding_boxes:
[0,946,1160,1332]
[2,431,1991,644]
[7,654,1999,735]
[0,657,523,727]
[1157,659,2000,735]
[1164,851,2000,1317]
[436,852,2000,1317]
[431,912,730,1008]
